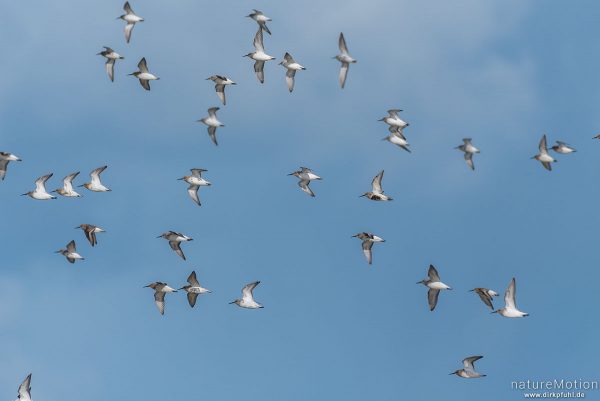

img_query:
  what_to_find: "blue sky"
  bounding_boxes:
[1,0,600,399]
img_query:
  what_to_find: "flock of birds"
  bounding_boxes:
[4,2,595,399]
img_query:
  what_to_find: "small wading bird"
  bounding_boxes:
[13,373,32,401]
[22,173,56,200]
[492,277,529,318]
[550,141,576,154]
[118,1,144,44]
[279,52,306,92]
[206,75,236,105]
[246,9,272,35]
[532,134,556,171]
[382,126,411,153]
[56,240,84,264]
[98,47,124,82]
[53,171,81,197]
[129,58,159,91]
[158,231,193,260]
[450,356,486,378]
[417,264,452,311]
[469,287,499,310]
[230,281,263,309]
[76,224,106,247]
[245,29,275,84]
[334,33,356,88]
[145,282,177,315]
[0,151,21,181]
[352,232,385,265]
[179,271,211,308]
[288,167,322,197]
[379,109,409,129]
[361,170,392,201]
[80,166,111,192]
[199,107,225,146]
[455,138,480,170]
[178,168,211,206]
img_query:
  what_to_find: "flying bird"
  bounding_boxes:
[532,134,556,171]
[379,109,409,129]
[0,151,21,181]
[382,126,411,153]
[492,277,529,318]
[352,232,385,265]
[76,224,106,247]
[97,47,124,82]
[279,52,306,92]
[144,282,177,315]
[158,231,193,260]
[53,171,81,197]
[244,29,275,84]
[334,33,356,89]
[361,170,393,201]
[469,288,499,310]
[206,75,236,105]
[81,166,111,192]
[198,107,225,146]
[550,141,576,154]
[118,2,144,43]
[178,168,211,206]
[179,271,211,308]
[246,9,272,35]
[55,240,84,264]
[455,138,480,170]
[417,264,452,311]
[129,58,159,91]
[230,281,263,309]
[13,373,32,401]
[288,167,322,197]
[22,173,56,200]
[450,356,487,378]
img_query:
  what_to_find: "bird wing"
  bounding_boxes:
[207,126,218,146]
[339,62,349,89]
[463,355,483,370]
[90,166,107,185]
[124,23,135,44]
[254,61,265,83]
[427,288,440,311]
[371,170,384,193]
[187,185,201,205]
[187,271,200,286]
[138,57,149,73]
[154,291,166,315]
[505,278,517,309]
[338,32,349,54]
[63,171,79,192]
[140,78,151,91]
[253,28,265,52]
[259,20,271,35]
[190,168,206,178]
[17,373,32,400]
[187,292,198,308]
[298,179,314,197]
[123,1,133,14]
[464,152,475,170]
[35,173,53,192]
[85,227,97,247]
[428,264,441,281]
[475,289,494,310]
[362,240,374,265]
[207,107,219,118]
[242,281,260,303]
[0,159,8,180]
[106,59,116,82]
[215,84,226,105]
[283,52,294,63]
[169,241,186,260]
[286,69,296,92]
[541,161,552,171]
[66,240,76,253]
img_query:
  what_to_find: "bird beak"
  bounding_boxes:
[490,310,498,314]
[229,301,236,304]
